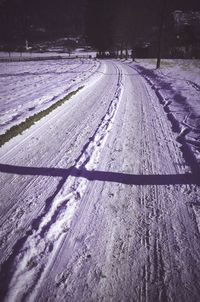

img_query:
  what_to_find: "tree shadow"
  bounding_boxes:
[0,163,199,185]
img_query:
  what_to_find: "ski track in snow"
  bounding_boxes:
[1,64,124,302]
[37,60,200,302]
[0,60,114,265]
[0,59,200,302]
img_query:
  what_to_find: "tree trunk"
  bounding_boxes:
[120,41,123,59]
[125,43,128,60]
[156,0,166,69]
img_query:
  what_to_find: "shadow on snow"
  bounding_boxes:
[0,163,199,185]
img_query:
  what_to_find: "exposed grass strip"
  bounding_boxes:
[0,86,84,147]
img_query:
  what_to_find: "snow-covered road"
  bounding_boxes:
[0,59,200,302]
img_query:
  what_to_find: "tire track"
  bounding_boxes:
[0,61,112,266]
[34,61,200,302]
[0,63,124,302]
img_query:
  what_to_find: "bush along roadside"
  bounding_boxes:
[0,86,84,147]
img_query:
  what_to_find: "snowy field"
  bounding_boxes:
[0,57,99,135]
[0,51,71,60]
[0,50,97,61]
[0,58,200,302]
[127,59,200,165]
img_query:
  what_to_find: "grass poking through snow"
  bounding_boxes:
[0,86,84,147]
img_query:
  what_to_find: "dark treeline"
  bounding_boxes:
[85,0,157,55]
[0,0,199,57]
[85,0,200,58]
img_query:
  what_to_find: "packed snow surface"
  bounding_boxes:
[127,59,200,163]
[0,58,200,302]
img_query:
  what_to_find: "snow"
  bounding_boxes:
[0,58,200,302]
[0,58,100,135]
[126,59,200,165]
[0,50,97,61]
